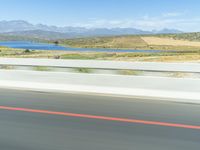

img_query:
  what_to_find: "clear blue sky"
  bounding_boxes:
[1,0,200,31]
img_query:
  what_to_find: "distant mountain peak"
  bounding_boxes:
[0,20,183,40]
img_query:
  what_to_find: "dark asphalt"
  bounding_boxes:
[0,88,200,150]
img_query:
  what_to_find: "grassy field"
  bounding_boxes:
[157,32,200,42]
[60,52,200,62]
[141,37,200,47]
[59,36,147,49]
[1,46,200,62]
[58,34,200,51]
[0,47,68,58]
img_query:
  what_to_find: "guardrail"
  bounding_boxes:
[0,58,200,73]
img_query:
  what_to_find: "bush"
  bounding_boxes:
[74,68,93,73]
[24,49,31,53]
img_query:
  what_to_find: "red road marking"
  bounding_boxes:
[0,105,200,130]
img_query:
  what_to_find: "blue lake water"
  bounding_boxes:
[0,41,163,53]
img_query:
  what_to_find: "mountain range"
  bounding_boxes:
[0,20,182,40]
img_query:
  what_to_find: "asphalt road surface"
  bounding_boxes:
[0,88,200,150]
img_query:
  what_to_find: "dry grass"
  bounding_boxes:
[142,37,200,47]
[108,36,147,48]
[140,54,200,62]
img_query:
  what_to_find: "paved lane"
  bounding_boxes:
[0,89,200,150]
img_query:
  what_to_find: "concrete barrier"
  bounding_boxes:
[0,69,200,103]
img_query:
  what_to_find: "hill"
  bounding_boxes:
[1,30,74,40]
[0,34,43,42]
[59,36,147,49]
[157,32,200,42]
[58,34,200,51]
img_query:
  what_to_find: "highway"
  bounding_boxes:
[0,88,200,150]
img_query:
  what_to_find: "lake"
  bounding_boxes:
[0,41,162,53]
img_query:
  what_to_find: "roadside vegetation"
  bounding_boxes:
[0,47,67,58]
[1,46,200,62]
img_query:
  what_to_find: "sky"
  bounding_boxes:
[0,0,200,31]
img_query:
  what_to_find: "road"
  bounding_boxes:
[0,88,200,150]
